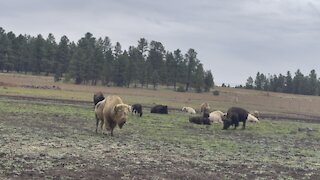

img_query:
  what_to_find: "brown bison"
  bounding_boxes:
[93,92,105,106]
[102,95,130,136]
[200,102,210,113]
[223,107,249,130]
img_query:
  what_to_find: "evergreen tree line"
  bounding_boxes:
[242,69,320,96]
[0,27,214,92]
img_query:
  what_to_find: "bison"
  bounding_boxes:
[223,107,249,130]
[209,110,226,124]
[182,106,196,114]
[132,103,143,117]
[93,92,105,106]
[150,105,168,114]
[189,111,211,125]
[101,95,130,136]
[200,102,210,113]
[247,113,259,123]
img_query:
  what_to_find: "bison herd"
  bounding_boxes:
[93,92,260,136]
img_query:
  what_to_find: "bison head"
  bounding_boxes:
[222,114,232,130]
[182,107,186,112]
[114,104,130,129]
[223,119,233,130]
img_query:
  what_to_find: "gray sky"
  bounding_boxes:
[1,0,320,86]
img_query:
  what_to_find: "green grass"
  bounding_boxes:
[1,99,320,179]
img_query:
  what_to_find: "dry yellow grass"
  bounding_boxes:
[1,72,320,117]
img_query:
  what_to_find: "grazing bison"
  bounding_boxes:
[93,92,105,106]
[182,107,196,114]
[200,102,210,113]
[189,112,211,125]
[150,105,168,114]
[132,104,143,117]
[247,113,259,123]
[209,110,226,124]
[102,95,130,136]
[223,107,249,130]
[94,99,106,133]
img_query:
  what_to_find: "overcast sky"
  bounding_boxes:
[1,0,320,85]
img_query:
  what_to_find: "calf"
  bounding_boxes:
[93,92,105,106]
[132,104,143,117]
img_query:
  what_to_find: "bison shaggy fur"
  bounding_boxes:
[102,95,130,136]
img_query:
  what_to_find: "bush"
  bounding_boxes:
[177,86,186,92]
[213,90,220,96]
[195,87,202,93]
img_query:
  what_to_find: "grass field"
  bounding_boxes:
[0,73,320,179]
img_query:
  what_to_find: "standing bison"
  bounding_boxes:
[93,92,105,106]
[132,103,143,117]
[223,107,249,130]
[150,105,168,114]
[95,95,130,136]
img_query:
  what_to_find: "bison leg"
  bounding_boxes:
[242,120,246,129]
[95,114,99,133]
[101,120,105,134]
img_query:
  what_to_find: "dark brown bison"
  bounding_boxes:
[132,104,143,117]
[150,105,168,114]
[189,111,211,125]
[93,92,105,106]
[223,107,248,130]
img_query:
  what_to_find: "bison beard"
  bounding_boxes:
[223,107,248,130]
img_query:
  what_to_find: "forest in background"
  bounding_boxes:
[0,27,214,92]
[238,70,320,96]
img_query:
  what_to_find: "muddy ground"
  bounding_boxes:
[0,95,320,179]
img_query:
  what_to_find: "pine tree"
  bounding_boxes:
[204,70,214,92]
[185,48,198,91]
[54,35,70,81]
[245,76,254,89]
[284,71,293,93]
[100,37,114,85]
